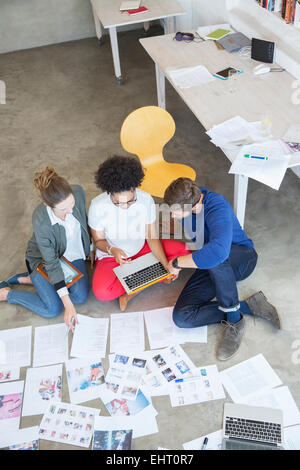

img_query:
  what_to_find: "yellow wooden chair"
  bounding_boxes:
[120,106,196,198]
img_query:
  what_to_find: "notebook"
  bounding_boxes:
[205,28,231,41]
[127,6,148,15]
[218,32,251,53]
[120,1,141,11]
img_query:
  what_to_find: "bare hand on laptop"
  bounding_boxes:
[111,247,132,266]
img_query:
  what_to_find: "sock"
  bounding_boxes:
[227,309,242,324]
[240,301,252,316]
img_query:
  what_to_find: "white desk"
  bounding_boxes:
[139,34,300,227]
[90,0,186,84]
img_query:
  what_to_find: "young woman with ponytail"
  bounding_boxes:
[0,167,93,331]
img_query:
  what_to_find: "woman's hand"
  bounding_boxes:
[167,260,181,281]
[64,303,78,333]
[110,247,131,267]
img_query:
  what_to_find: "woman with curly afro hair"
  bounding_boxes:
[88,155,191,311]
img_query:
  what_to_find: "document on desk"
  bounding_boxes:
[70,314,109,359]
[0,326,32,367]
[144,307,207,350]
[183,429,223,450]
[220,354,282,403]
[22,364,63,416]
[284,425,300,450]
[167,65,215,89]
[229,140,291,190]
[169,365,225,407]
[197,23,234,40]
[207,116,265,149]
[243,385,300,428]
[110,311,145,353]
[33,323,68,367]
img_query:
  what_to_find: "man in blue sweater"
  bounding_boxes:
[164,178,280,361]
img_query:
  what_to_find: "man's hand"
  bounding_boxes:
[110,247,131,267]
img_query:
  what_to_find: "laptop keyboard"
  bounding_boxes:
[225,417,282,444]
[123,262,168,291]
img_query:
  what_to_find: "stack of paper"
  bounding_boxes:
[167,65,215,89]
[144,307,207,350]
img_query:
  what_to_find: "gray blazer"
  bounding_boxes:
[26,185,91,292]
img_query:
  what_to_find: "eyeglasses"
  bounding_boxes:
[111,191,137,207]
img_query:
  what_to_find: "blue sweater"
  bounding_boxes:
[184,188,254,269]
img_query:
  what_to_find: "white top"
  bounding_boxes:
[88,189,156,260]
[47,206,86,263]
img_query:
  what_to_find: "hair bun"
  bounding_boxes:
[34,167,57,191]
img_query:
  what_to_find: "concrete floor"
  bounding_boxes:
[0,26,300,450]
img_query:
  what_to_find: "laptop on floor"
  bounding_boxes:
[113,252,172,295]
[222,403,285,450]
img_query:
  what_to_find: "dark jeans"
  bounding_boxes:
[173,245,258,328]
[7,259,90,318]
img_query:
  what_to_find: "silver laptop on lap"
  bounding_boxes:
[113,252,172,295]
[222,403,285,450]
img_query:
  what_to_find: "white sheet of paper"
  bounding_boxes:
[144,307,207,349]
[33,323,68,367]
[183,429,223,450]
[94,405,158,439]
[167,65,215,89]
[99,386,154,417]
[0,380,24,432]
[0,326,32,367]
[110,311,145,353]
[22,364,63,417]
[70,314,109,359]
[169,365,225,407]
[284,425,300,450]
[106,353,147,401]
[0,426,39,450]
[39,401,100,448]
[66,358,105,404]
[229,140,291,190]
[0,365,20,383]
[197,23,234,39]
[244,386,300,428]
[207,116,266,149]
[220,354,283,403]
[283,124,300,144]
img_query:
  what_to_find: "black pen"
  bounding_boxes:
[201,437,208,450]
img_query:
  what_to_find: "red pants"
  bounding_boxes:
[92,239,191,301]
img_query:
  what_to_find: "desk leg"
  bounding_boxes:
[163,16,176,34]
[234,174,248,229]
[92,6,104,44]
[109,27,122,84]
[155,63,166,109]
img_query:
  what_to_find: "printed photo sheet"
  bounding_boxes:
[144,307,207,349]
[169,365,225,407]
[0,326,32,367]
[93,406,158,439]
[0,380,24,432]
[66,358,105,404]
[70,314,109,359]
[0,366,20,383]
[33,323,68,367]
[92,424,133,450]
[39,401,99,448]
[105,353,148,401]
[140,345,197,397]
[110,311,145,353]
[0,426,39,450]
[22,364,63,417]
[99,387,155,418]
[220,354,282,403]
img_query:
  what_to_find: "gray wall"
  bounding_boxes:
[0,0,96,54]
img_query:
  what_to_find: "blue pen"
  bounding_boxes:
[244,154,268,160]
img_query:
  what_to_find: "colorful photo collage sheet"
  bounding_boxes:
[106,353,148,401]
[0,381,24,432]
[92,429,133,450]
[39,402,99,448]
[66,358,105,404]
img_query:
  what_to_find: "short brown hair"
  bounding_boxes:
[164,178,202,207]
[34,167,73,208]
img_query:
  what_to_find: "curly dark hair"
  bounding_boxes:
[95,156,145,194]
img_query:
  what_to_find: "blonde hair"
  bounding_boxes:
[34,167,73,208]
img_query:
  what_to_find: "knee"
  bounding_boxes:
[71,286,90,305]
[44,302,63,318]
[92,283,111,302]
[172,305,189,328]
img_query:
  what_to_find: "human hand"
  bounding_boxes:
[64,304,78,333]
[89,250,95,270]
[167,260,181,280]
[110,247,131,266]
